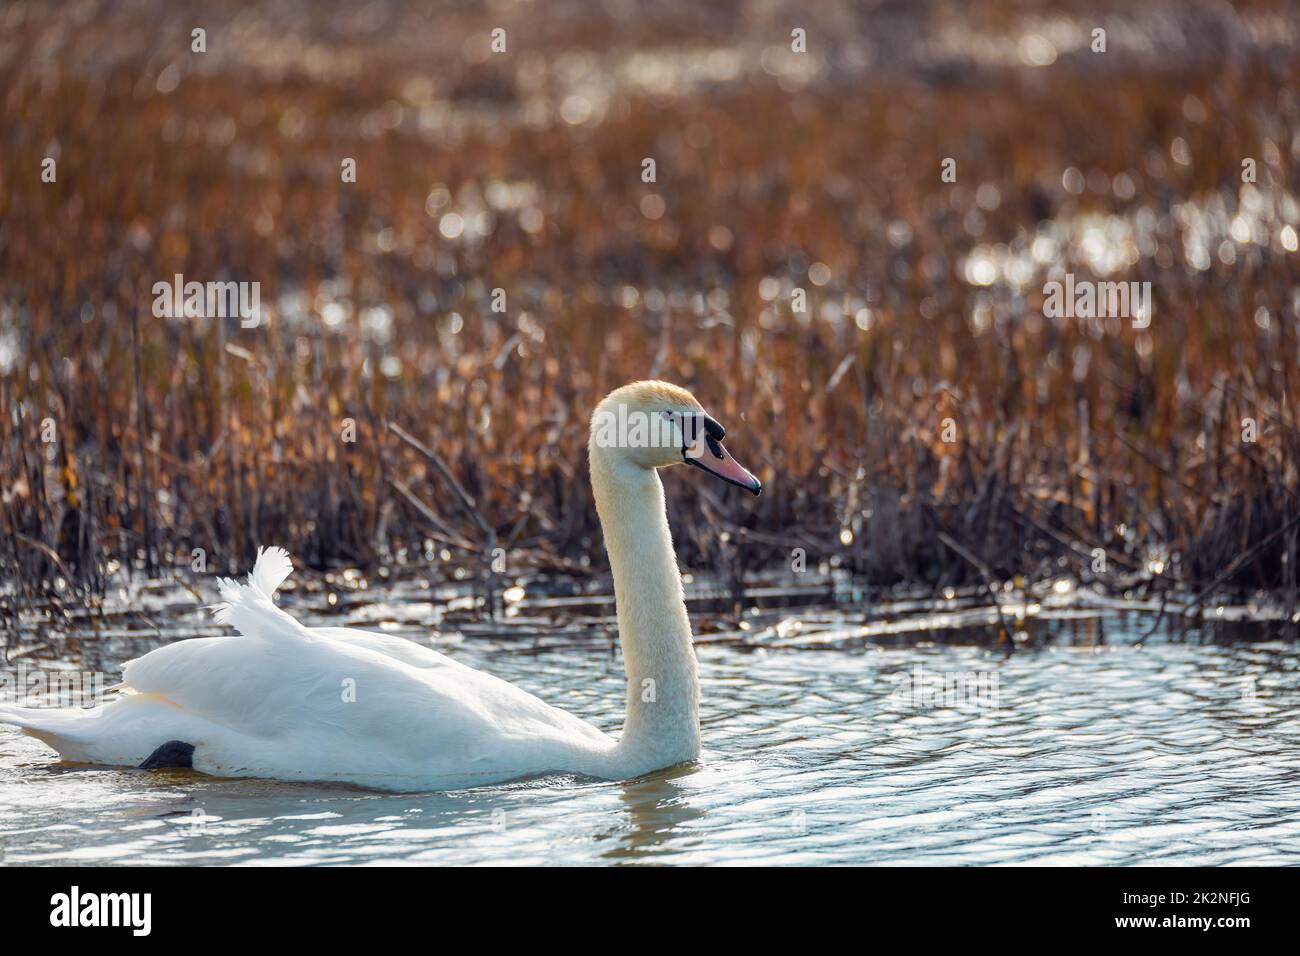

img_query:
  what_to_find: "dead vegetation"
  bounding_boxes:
[2,0,1299,626]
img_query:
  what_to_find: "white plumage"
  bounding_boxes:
[1,547,615,790]
[0,382,759,791]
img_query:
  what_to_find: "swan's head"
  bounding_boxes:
[590,380,762,495]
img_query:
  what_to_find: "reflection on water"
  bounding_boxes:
[2,587,1299,865]
[961,184,1300,293]
[599,766,704,863]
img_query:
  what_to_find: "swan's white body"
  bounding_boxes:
[0,382,759,791]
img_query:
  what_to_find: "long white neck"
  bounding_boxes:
[589,443,701,774]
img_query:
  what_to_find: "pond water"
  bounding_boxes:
[1,581,1298,866]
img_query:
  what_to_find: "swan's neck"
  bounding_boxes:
[590,446,700,772]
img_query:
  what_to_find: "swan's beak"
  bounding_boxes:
[683,422,762,496]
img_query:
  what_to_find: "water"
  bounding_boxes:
[2,582,1299,865]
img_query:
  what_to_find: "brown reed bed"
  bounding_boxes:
[2,0,1299,626]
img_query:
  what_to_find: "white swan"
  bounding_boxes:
[0,381,761,791]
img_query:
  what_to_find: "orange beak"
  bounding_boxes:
[683,421,762,496]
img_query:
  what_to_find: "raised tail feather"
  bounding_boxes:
[1,547,303,747]
[210,545,293,625]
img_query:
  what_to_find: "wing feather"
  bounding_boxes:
[210,546,295,625]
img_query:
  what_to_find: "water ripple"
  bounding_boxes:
[2,617,1298,865]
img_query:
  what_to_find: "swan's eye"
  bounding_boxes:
[674,413,704,444]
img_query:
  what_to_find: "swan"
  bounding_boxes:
[0,381,762,791]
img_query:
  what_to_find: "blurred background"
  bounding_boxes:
[2,0,1299,616]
